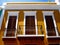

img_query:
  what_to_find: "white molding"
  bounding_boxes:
[2,36,16,38]
[43,11,54,15]
[24,11,38,35]
[8,11,19,16]
[5,3,60,10]
[24,11,36,15]
[4,11,19,37]
[42,11,59,38]
[0,2,60,10]
[1,2,60,12]
[47,36,60,38]
[17,35,44,37]
[6,11,19,28]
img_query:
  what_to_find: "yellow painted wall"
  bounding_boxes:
[0,10,60,45]
[54,10,60,33]
[37,10,48,45]
[0,10,8,45]
[18,10,24,35]
[37,10,45,35]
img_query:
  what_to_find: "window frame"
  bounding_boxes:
[43,11,58,38]
[3,11,19,38]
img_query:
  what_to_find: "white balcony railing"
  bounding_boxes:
[17,25,44,37]
[3,28,17,38]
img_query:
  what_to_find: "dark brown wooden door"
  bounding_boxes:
[7,16,17,29]
[6,16,17,36]
[45,16,56,36]
[25,16,36,35]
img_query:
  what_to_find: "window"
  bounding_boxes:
[24,11,37,35]
[43,11,58,37]
[25,16,36,35]
[6,16,17,36]
[4,11,19,37]
[45,16,56,36]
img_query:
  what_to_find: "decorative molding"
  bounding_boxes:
[42,11,54,15]
[24,11,36,16]
[8,11,19,16]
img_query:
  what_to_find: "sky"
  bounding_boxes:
[0,0,55,6]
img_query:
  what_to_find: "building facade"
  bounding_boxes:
[0,1,60,45]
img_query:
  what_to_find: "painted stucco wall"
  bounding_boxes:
[0,9,60,45]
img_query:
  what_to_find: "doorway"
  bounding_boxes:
[6,16,17,36]
[25,16,36,35]
[45,16,56,36]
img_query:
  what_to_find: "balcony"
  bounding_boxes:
[17,25,44,37]
[2,28,17,38]
[2,25,44,38]
[6,28,16,37]
[46,27,60,39]
[47,28,56,36]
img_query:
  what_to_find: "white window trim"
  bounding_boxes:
[24,11,38,35]
[17,35,44,37]
[3,11,19,38]
[43,11,59,38]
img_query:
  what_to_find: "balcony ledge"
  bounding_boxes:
[46,36,60,38]
[17,35,44,37]
[2,36,16,38]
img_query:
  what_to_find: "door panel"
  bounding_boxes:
[25,16,36,35]
[45,16,56,36]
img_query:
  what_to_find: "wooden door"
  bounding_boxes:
[7,16,17,29]
[25,16,36,35]
[6,16,17,36]
[45,16,56,36]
